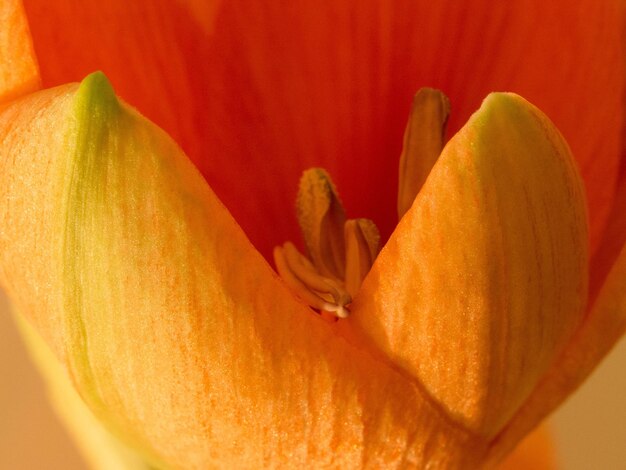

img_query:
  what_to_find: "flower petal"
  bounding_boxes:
[590,158,626,300]
[498,424,556,470]
[0,0,39,104]
[342,93,589,438]
[21,1,622,259]
[13,311,149,470]
[0,74,493,467]
[486,234,626,463]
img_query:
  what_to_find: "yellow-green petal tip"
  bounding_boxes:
[74,71,120,123]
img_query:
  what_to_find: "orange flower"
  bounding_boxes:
[0,0,624,468]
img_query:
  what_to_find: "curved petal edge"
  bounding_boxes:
[345,93,589,439]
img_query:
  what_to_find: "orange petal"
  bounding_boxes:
[498,424,556,470]
[20,1,623,260]
[0,74,494,467]
[486,233,626,463]
[14,311,149,470]
[341,93,588,439]
[0,0,39,104]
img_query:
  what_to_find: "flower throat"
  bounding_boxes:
[274,88,450,320]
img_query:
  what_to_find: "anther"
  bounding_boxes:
[397,88,450,219]
[297,168,346,280]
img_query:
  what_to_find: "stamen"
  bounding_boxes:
[275,89,449,320]
[397,87,450,219]
[274,242,351,319]
[273,245,331,311]
[282,242,351,308]
[344,219,380,297]
[297,168,346,280]
[276,169,381,320]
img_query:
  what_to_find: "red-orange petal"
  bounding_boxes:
[590,155,626,300]
[21,1,623,260]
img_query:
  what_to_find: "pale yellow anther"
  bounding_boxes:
[344,219,380,297]
[297,168,346,280]
[397,87,450,219]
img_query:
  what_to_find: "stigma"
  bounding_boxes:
[274,88,449,320]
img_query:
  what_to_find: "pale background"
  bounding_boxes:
[1,289,625,469]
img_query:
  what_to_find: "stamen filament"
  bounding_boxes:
[273,245,331,312]
[274,242,351,319]
[282,242,351,307]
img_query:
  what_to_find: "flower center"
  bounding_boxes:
[274,88,449,320]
